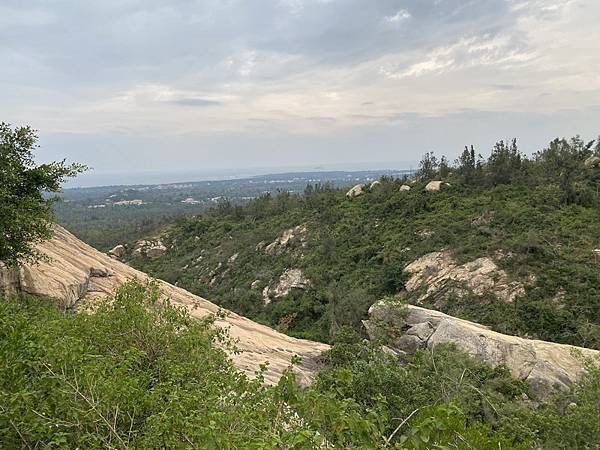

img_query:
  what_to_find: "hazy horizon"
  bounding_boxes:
[62,160,417,188]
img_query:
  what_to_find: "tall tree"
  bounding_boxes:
[0,123,86,266]
[417,151,439,180]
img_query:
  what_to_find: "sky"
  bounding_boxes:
[1,0,600,186]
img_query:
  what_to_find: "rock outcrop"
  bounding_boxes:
[399,184,411,192]
[0,226,329,386]
[132,240,167,259]
[365,301,599,398]
[370,180,381,189]
[584,155,600,168]
[404,251,525,304]
[346,184,364,198]
[264,225,307,255]
[263,269,311,304]
[108,244,126,259]
[425,180,443,191]
[272,269,311,298]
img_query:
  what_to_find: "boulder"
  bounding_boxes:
[584,155,600,168]
[424,181,451,192]
[399,184,411,192]
[415,229,434,240]
[132,240,149,258]
[0,263,21,298]
[404,251,525,304]
[89,267,114,278]
[145,243,167,259]
[365,301,600,398]
[346,184,364,198]
[370,180,381,189]
[132,240,167,259]
[425,180,444,191]
[263,269,311,302]
[108,244,126,259]
[471,211,495,227]
[262,286,271,305]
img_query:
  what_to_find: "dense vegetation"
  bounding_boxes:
[1,281,598,448]
[54,171,407,251]
[2,127,600,447]
[0,123,85,265]
[131,136,600,349]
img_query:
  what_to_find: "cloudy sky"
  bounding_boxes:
[2,0,599,185]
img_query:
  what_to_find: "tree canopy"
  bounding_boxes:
[0,123,86,266]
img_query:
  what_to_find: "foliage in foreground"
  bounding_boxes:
[1,282,599,448]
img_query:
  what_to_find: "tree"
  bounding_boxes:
[417,151,439,180]
[487,138,522,185]
[0,123,86,266]
[439,156,450,178]
[456,145,476,184]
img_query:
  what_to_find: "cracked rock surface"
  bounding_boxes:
[404,251,525,304]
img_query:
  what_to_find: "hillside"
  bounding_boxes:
[54,170,409,252]
[4,135,600,447]
[1,218,599,447]
[0,225,328,385]
[126,137,600,350]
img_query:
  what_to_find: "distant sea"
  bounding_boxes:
[65,161,417,188]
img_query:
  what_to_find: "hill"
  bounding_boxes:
[126,136,600,350]
[1,222,599,447]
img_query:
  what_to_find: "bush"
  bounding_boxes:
[2,281,599,448]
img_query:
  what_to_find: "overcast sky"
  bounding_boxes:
[2,0,599,186]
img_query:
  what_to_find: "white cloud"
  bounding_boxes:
[384,9,411,23]
[380,34,536,80]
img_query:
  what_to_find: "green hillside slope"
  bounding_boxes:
[130,136,600,348]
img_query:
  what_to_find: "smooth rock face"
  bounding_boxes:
[399,184,411,192]
[404,251,525,303]
[365,302,599,398]
[0,226,329,386]
[346,184,364,198]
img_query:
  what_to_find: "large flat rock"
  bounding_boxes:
[0,226,329,386]
[366,301,599,398]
